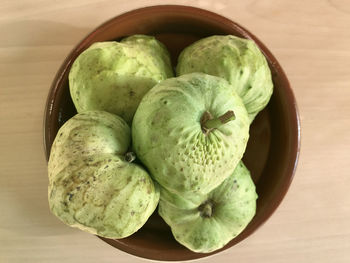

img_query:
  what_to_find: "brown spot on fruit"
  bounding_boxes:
[129,90,135,97]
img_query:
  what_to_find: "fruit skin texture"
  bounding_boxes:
[121,35,174,79]
[48,111,160,239]
[48,110,130,180]
[132,73,250,198]
[69,35,173,124]
[158,161,257,253]
[176,35,273,122]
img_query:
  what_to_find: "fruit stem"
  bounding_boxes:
[125,152,136,163]
[199,201,213,218]
[201,110,235,135]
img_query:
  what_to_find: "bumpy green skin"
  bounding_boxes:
[158,161,257,253]
[48,111,130,180]
[176,35,273,122]
[132,73,250,198]
[48,111,160,239]
[121,35,173,78]
[69,35,173,124]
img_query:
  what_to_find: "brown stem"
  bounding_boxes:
[198,200,213,218]
[200,110,235,135]
[125,152,136,163]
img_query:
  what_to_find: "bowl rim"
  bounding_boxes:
[43,4,301,261]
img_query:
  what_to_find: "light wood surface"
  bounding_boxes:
[1,0,350,262]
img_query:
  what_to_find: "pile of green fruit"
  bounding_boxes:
[48,34,273,253]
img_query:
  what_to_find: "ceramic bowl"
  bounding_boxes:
[43,5,300,261]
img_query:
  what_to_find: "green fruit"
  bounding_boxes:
[121,35,173,78]
[132,73,250,198]
[48,111,160,238]
[48,110,130,180]
[69,35,173,124]
[176,35,273,122]
[158,161,257,253]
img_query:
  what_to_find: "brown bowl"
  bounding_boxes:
[43,5,300,261]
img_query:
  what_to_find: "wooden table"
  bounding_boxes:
[1,0,350,262]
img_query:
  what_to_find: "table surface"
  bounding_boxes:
[1,0,350,262]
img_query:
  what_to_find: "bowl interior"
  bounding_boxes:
[44,5,299,261]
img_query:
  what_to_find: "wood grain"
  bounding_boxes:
[1,0,350,262]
